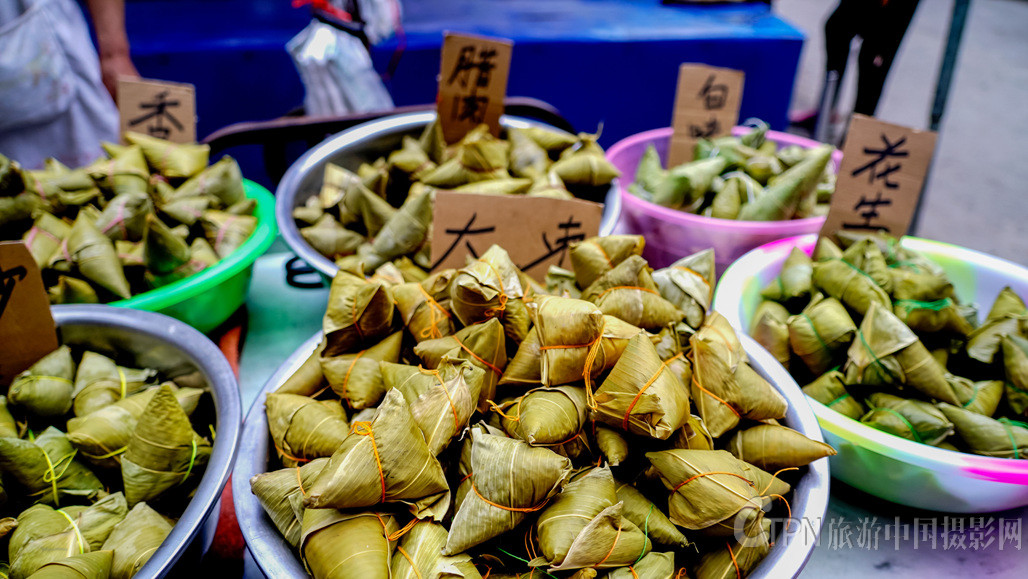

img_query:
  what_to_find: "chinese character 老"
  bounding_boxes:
[128,90,184,139]
[697,74,729,110]
[851,134,908,187]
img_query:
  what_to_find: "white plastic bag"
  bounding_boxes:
[287,20,395,118]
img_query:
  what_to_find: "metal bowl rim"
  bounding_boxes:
[52,304,242,578]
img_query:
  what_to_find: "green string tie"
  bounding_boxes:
[997,418,1028,460]
[181,439,198,484]
[495,548,558,579]
[827,393,853,408]
[635,504,654,565]
[876,408,924,445]
[858,330,899,383]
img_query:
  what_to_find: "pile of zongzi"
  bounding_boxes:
[253,235,835,579]
[750,231,1028,459]
[0,133,256,304]
[629,122,837,221]
[293,121,620,272]
[0,342,215,578]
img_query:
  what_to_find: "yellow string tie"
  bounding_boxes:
[57,509,86,554]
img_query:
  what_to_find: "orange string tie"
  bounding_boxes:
[596,285,661,301]
[727,542,741,579]
[671,471,754,494]
[673,265,713,298]
[629,566,639,579]
[295,466,307,496]
[768,493,793,533]
[421,366,461,430]
[674,569,687,579]
[453,336,504,376]
[416,284,452,340]
[622,352,683,430]
[272,441,311,465]
[590,240,615,269]
[352,421,387,503]
[593,523,622,568]
[396,546,423,579]
[342,349,368,390]
[482,262,510,318]
[388,517,421,542]
[469,477,549,513]
[761,467,799,495]
[688,350,741,419]
[488,399,521,423]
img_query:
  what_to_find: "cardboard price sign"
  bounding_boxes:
[820,114,937,240]
[118,77,197,143]
[430,192,603,279]
[668,64,745,166]
[437,32,513,143]
[0,242,58,386]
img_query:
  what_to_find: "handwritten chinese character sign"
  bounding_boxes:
[0,242,58,386]
[118,78,196,143]
[437,33,513,143]
[668,64,745,166]
[820,114,937,240]
[430,192,603,279]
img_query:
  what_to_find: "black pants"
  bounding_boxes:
[824,0,921,115]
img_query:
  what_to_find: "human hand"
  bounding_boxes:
[100,51,139,102]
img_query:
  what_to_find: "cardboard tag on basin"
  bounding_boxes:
[430,192,603,279]
[0,242,58,386]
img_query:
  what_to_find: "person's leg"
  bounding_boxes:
[853,0,921,115]
[824,0,861,108]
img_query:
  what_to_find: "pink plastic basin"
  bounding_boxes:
[607,127,842,272]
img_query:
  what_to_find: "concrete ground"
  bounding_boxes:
[777,0,1028,265]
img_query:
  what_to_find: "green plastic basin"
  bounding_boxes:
[110,180,277,333]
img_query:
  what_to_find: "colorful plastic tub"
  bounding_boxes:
[714,233,1028,512]
[607,127,841,273]
[111,180,277,334]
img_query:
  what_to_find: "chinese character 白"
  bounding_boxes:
[128,90,184,139]
[851,134,908,188]
[697,74,729,110]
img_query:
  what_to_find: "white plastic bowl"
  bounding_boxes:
[714,234,1028,512]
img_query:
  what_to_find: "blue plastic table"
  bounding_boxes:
[124,0,803,148]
